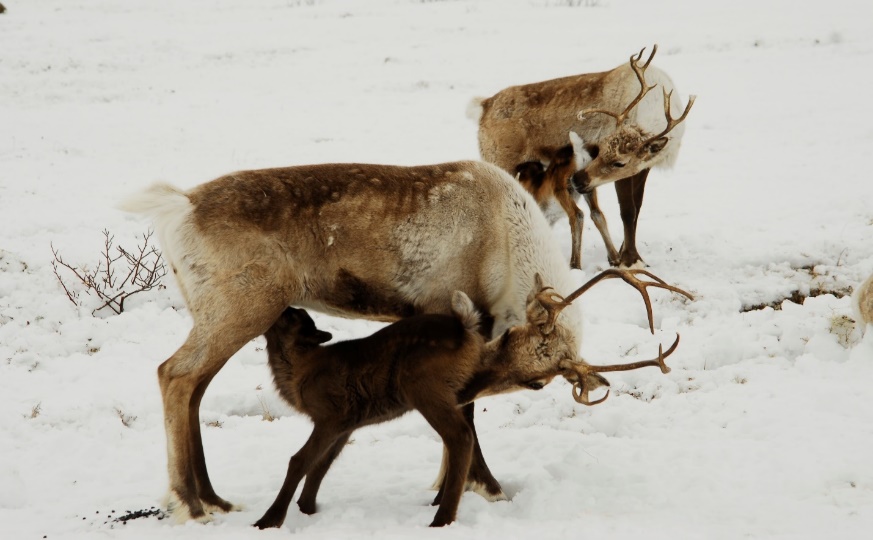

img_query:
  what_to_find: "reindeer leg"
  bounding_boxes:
[432,403,504,505]
[161,268,288,523]
[296,433,351,515]
[582,188,620,267]
[461,403,505,501]
[614,169,650,268]
[417,407,473,527]
[190,373,235,513]
[254,424,345,529]
[554,183,585,270]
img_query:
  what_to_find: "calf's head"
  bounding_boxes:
[267,307,333,349]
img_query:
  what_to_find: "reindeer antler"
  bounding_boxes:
[562,269,693,334]
[638,87,697,153]
[578,45,659,126]
[570,334,680,405]
[535,287,572,335]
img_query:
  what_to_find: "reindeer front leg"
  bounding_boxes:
[554,185,585,270]
[582,189,620,267]
[614,170,649,268]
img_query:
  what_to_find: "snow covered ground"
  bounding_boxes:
[2,0,873,538]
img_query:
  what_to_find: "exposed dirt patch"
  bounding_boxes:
[741,285,853,312]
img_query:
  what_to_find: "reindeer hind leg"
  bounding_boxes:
[160,268,290,522]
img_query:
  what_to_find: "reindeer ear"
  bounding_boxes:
[641,136,669,156]
[311,330,333,344]
[451,290,481,331]
[569,131,592,168]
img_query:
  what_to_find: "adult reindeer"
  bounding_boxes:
[470,45,695,268]
[120,160,692,523]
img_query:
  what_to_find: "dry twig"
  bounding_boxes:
[51,228,167,315]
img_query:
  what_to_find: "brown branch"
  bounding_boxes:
[50,228,168,316]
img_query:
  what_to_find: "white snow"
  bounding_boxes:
[2,0,873,538]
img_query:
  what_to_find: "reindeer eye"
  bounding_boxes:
[611,161,626,168]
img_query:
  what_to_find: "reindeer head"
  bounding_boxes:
[267,307,333,349]
[572,45,696,193]
[482,269,692,406]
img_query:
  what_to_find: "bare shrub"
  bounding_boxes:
[51,229,167,315]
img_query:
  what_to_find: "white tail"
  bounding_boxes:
[465,97,485,122]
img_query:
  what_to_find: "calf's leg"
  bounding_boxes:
[255,424,347,529]
[296,433,351,515]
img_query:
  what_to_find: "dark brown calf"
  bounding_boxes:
[257,302,483,528]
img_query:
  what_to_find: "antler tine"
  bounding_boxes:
[578,46,657,126]
[572,384,610,406]
[562,269,693,334]
[569,334,680,406]
[536,287,572,334]
[639,88,697,152]
[640,43,658,69]
[584,333,679,375]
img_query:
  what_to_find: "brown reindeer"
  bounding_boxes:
[471,45,696,269]
[256,271,686,529]
[120,160,693,523]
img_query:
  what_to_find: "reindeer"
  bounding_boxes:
[257,270,685,529]
[853,273,873,333]
[120,160,693,523]
[470,45,696,269]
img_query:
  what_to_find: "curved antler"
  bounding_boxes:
[578,44,659,126]
[569,334,680,405]
[637,87,697,153]
[562,269,694,334]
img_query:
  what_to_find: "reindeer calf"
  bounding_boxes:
[256,291,542,529]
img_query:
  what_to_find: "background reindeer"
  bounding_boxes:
[257,271,685,529]
[853,273,873,333]
[470,45,695,269]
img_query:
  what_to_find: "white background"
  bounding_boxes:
[2,1,872,538]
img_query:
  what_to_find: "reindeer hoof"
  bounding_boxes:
[165,491,214,524]
[429,517,455,527]
[297,500,317,515]
[202,497,242,514]
[468,480,508,502]
[253,515,284,529]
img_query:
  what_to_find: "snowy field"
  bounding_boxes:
[2,0,873,538]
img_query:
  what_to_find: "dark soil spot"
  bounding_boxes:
[741,286,852,312]
[112,507,168,523]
